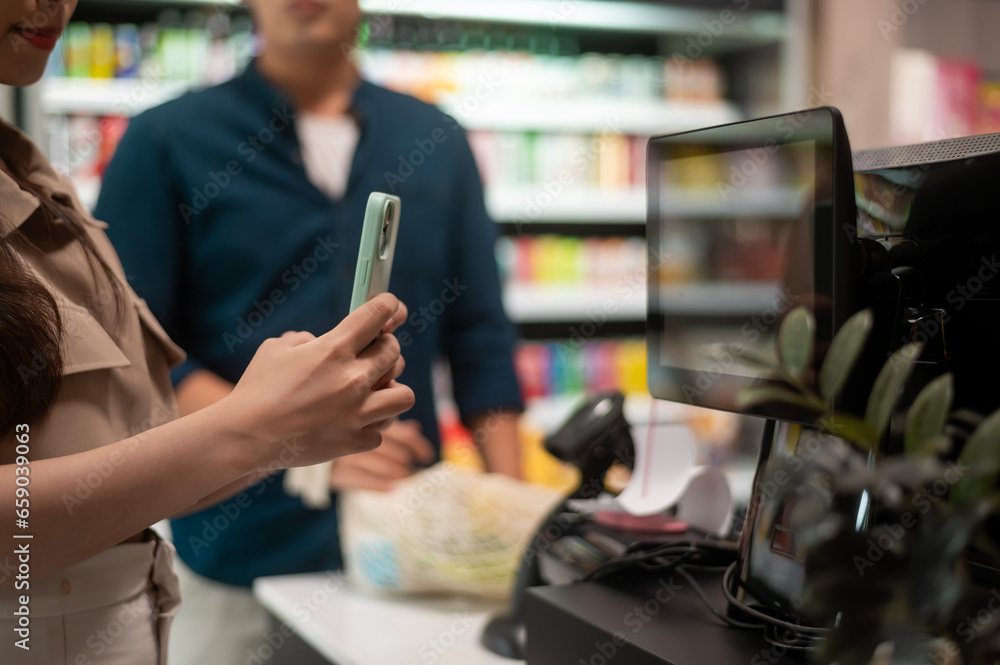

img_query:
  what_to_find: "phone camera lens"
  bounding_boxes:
[378,205,392,257]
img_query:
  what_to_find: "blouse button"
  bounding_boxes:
[60,579,71,595]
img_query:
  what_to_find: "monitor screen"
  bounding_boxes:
[646,108,857,422]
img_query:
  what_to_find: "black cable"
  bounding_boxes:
[721,562,829,636]
[762,623,822,653]
[580,541,733,582]
[578,540,830,645]
[673,566,764,630]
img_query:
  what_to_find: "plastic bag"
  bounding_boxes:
[339,462,563,598]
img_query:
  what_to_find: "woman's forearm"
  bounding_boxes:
[0,294,414,583]
[0,400,259,583]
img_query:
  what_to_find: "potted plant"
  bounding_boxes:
[733,307,1000,665]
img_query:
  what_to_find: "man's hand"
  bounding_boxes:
[329,419,435,492]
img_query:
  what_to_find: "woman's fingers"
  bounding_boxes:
[278,331,316,347]
[317,292,399,356]
[382,300,408,335]
[359,382,415,426]
[357,332,402,388]
[372,355,405,391]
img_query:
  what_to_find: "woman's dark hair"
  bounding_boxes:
[0,146,125,438]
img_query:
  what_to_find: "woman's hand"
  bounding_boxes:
[217,293,415,471]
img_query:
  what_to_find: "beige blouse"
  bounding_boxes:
[0,119,185,462]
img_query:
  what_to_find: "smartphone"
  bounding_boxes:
[350,192,401,312]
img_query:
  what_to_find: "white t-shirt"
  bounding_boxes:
[297,112,360,200]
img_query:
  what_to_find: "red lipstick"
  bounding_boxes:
[12,26,61,51]
[289,0,324,17]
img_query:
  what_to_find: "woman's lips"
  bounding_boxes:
[12,26,61,51]
[289,0,324,17]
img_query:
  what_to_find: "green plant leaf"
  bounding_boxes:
[818,413,881,450]
[950,409,1000,507]
[735,387,825,413]
[915,435,951,456]
[904,374,954,457]
[778,307,815,381]
[818,310,874,402]
[864,342,923,435]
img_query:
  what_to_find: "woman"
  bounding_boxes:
[0,1,415,662]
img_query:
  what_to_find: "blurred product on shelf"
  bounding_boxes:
[890,48,1000,143]
[981,82,1000,134]
[468,131,647,192]
[46,114,129,205]
[496,235,646,287]
[355,49,726,106]
[515,339,647,400]
[48,11,254,84]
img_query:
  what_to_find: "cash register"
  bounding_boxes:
[485,107,1000,664]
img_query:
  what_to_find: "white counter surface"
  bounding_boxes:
[253,572,523,665]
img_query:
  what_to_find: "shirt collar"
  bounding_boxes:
[0,119,108,238]
[0,120,42,238]
[237,59,377,195]
[238,58,376,125]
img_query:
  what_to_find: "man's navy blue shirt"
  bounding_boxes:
[95,62,522,587]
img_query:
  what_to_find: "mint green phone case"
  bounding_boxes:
[350,192,401,312]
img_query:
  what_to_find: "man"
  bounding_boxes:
[95,0,523,661]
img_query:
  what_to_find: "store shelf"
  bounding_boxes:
[92,0,786,40]
[361,0,785,39]
[40,76,192,116]
[440,97,742,135]
[488,187,645,224]
[40,76,740,137]
[656,282,780,316]
[504,283,646,323]
[488,183,806,224]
